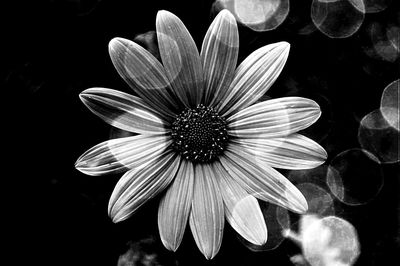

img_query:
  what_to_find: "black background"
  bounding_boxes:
[5,0,399,265]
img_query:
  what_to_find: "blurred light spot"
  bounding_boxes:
[241,202,289,251]
[358,109,400,164]
[364,22,400,62]
[387,25,400,52]
[287,166,340,215]
[283,3,318,36]
[290,254,308,266]
[325,167,345,203]
[288,165,333,186]
[327,148,384,205]
[297,183,335,216]
[311,0,365,38]
[363,0,392,13]
[297,23,319,35]
[214,0,289,31]
[285,215,360,266]
[118,238,178,266]
[376,25,400,62]
[276,204,291,230]
[303,215,360,266]
[380,79,399,130]
[235,0,275,25]
[348,0,367,12]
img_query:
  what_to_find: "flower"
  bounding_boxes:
[75,9,327,259]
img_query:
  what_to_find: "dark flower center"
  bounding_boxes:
[171,104,228,163]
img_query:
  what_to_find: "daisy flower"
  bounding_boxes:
[75,10,327,259]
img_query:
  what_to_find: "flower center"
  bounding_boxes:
[171,104,228,163]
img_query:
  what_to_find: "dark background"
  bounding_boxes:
[4,0,399,265]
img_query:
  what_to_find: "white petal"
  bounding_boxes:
[227,97,321,138]
[80,88,167,134]
[218,42,290,116]
[201,9,239,107]
[231,134,327,170]
[189,164,224,259]
[158,160,194,251]
[109,37,178,119]
[108,152,181,223]
[219,149,308,214]
[213,162,268,245]
[156,10,204,107]
[75,135,171,176]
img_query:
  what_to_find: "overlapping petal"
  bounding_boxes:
[189,164,224,259]
[231,134,327,170]
[227,97,321,138]
[201,9,239,107]
[80,88,167,134]
[213,162,268,245]
[75,135,171,176]
[156,10,204,108]
[158,160,194,251]
[108,152,181,223]
[108,37,178,119]
[219,149,308,214]
[218,42,290,116]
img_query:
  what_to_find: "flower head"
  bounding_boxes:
[75,10,327,259]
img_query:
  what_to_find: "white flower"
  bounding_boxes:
[75,10,327,259]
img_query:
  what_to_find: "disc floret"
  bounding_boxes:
[171,104,228,163]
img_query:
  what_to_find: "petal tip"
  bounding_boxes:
[297,196,309,214]
[74,154,91,173]
[197,242,220,260]
[254,235,268,246]
[108,37,122,51]
[282,41,290,49]
[203,251,216,260]
[74,159,84,169]
[320,147,328,161]
[286,186,309,214]
[169,245,179,253]
[157,9,168,15]
[312,106,322,122]
[108,37,131,56]
[108,199,119,222]
[216,8,237,28]
[78,90,98,110]
[111,215,121,224]
[157,10,175,21]
[108,194,130,224]
[306,99,322,124]
[108,206,123,223]
[161,239,179,252]
[249,226,268,246]
[78,91,89,103]
[218,8,234,19]
[279,41,290,56]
